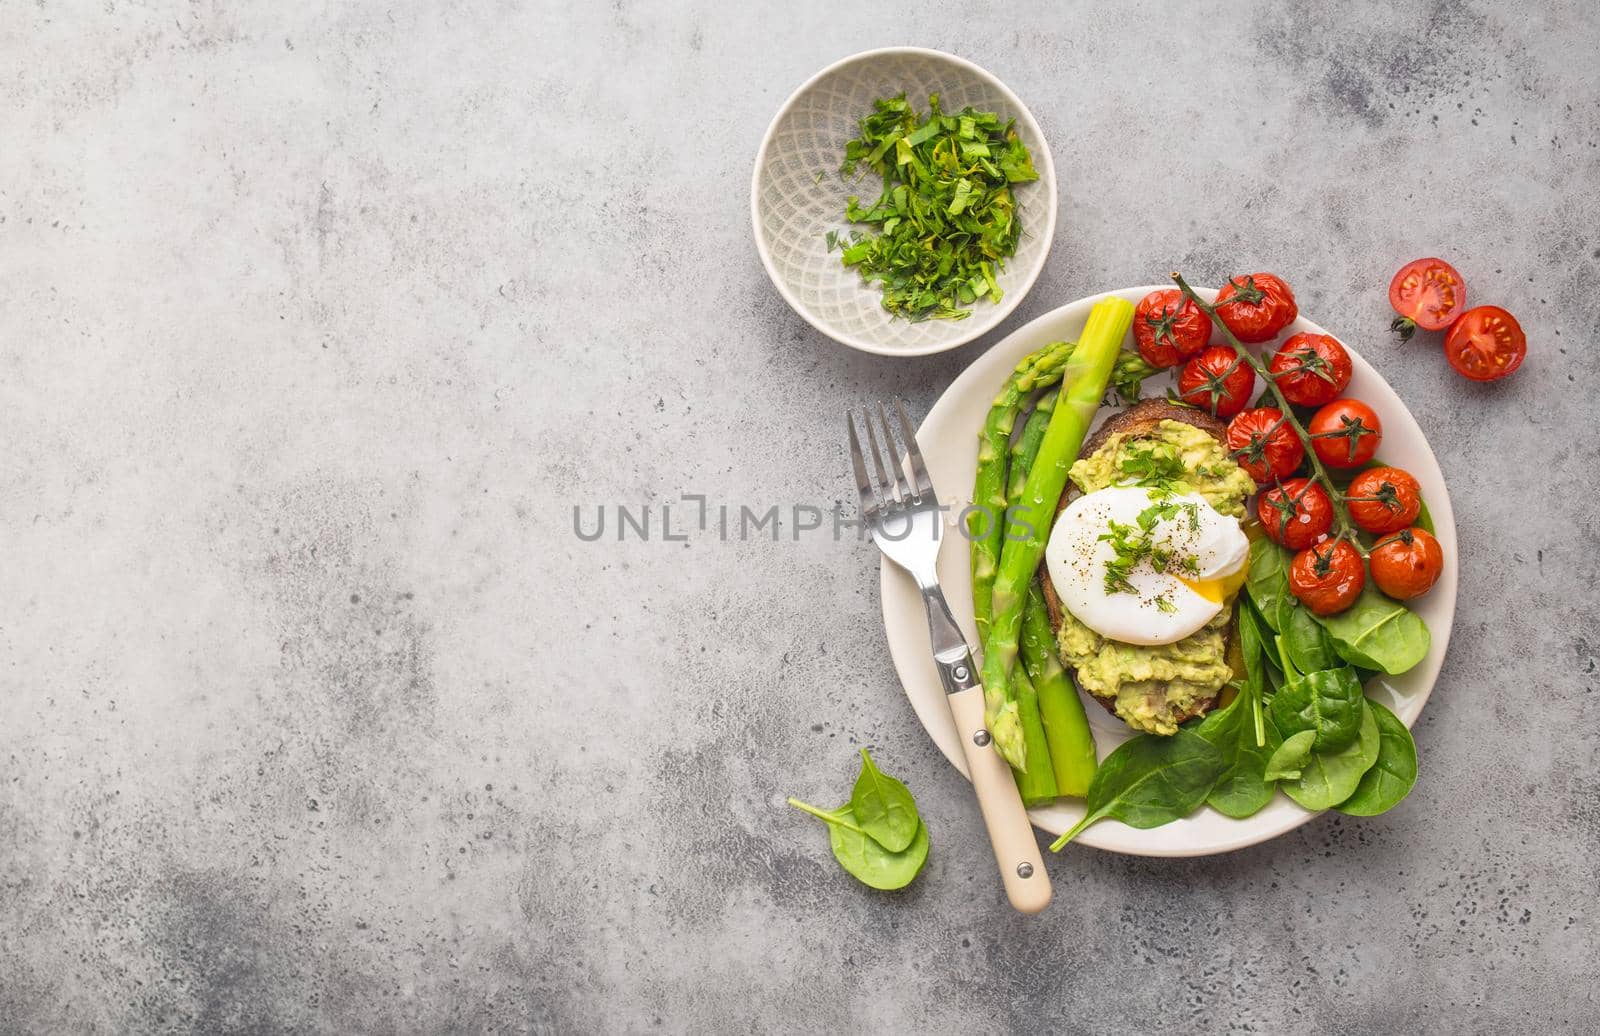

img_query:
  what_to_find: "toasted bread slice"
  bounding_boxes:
[1037,398,1232,726]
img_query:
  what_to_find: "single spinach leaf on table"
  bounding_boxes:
[1195,691,1282,819]
[1335,699,1418,816]
[1282,700,1381,811]
[1263,729,1317,781]
[1314,588,1431,675]
[1268,666,1364,752]
[849,749,918,852]
[1049,728,1224,849]
[786,799,929,890]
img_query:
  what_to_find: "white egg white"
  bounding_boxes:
[1044,486,1250,647]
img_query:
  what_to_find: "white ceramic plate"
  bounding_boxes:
[751,47,1056,356]
[881,286,1458,856]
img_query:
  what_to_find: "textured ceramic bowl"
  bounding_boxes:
[751,48,1057,357]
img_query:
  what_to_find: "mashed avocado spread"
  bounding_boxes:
[1055,420,1256,735]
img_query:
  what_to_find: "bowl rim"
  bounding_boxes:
[749,46,1059,358]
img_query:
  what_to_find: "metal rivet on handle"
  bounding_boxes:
[972,729,991,747]
[1017,862,1034,879]
[952,664,969,681]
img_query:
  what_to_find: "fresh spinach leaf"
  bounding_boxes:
[1246,537,1291,633]
[1196,692,1282,819]
[1264,730,1316,780]
[1416,494,1435,535]
[786,800,930,890]
[1282,700,1380,811]
[1335,699,1418,816]
[1283,601,1339,674]
[1236,598,1271,746]
[1314,588,1431,675]
[1049,728,1224,849]
[1268,667,1364,751]
[849,749,918,852]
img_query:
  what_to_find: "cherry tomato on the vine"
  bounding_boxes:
[1225,408,1303,484]
[1256,477,1333,549]
[1268,333,1351,408]
[1388,258,1466,341]
[1369,526,1444,600]
[1308,398,1382,468]
[1133,289,1211,368]
[1213,273,1298,344]
[1443,305,1526,382]
[1289,539,1366,616]
[1345,466,1421,535]
[1178,346,1256,418]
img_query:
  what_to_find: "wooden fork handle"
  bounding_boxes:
[947,686,1053,914]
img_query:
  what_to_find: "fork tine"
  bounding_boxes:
[846,412,879,519]
[877,401,916,504]
[893,398,935,500]
[863,405,899,506]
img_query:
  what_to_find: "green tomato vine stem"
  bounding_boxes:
[1170,272,1360,545]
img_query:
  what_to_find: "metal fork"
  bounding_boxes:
[848,401,1051,915]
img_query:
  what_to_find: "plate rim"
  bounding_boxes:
[879,284,1458,857]
[749,45,1059,357]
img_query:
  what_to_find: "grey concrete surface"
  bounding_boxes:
[2,1,1597,1032]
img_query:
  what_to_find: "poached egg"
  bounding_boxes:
[1045,486,1250,646]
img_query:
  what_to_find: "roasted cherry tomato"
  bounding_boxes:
[1443,305,1526,382]
[1178,346,1256,418]
[1133,289,1211,368]
[1308,398,1382,468]
[1388,258,1466,341]
[1268,333,1352,408]
[1213,273,1298,344]
[1369,527,1443,600]
[1256,477,1333,549]
[1289,539,1366,616]
[1345,466,1422,535]
[1225,407,1304,484]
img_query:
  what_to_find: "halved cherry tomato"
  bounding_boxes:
[1289,539,1366,616]
[1308,398,1382,468]
[1178,346,1256,418]
[1388,258,1465,341]
[1268,333,1351,408]
[1214,273,1298,344]
[1370,527,1443,600]
[1225,408,1304,484]
[1133,289,1211,368]
[1257,478,1333,549]
[1345,466,1421,535]
[1443,305,1526,382]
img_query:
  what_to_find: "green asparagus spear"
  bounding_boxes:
[969,341,1078,646]
[1011,665,1058,806]
[1004,388,1058,536]
[1021,580,1097,796]
[980,297,1135,769]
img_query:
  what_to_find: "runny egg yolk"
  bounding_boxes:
[1177,564,1250,604]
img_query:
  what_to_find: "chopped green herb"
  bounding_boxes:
[1097,500,1202,595]
[1119,444,1188,496]
[833,93,1037,322]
